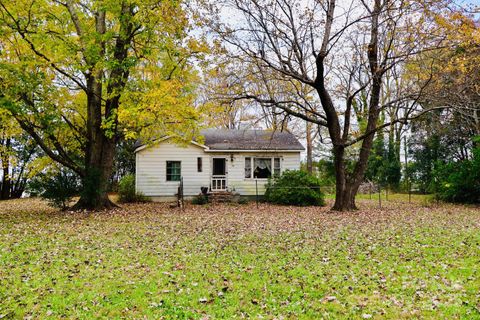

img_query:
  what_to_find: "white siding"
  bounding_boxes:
[224,153,301,195]
[136,142,211,196]
[135,140,301,199]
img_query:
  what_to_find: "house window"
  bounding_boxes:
[254,158,272,179]
[245,157,282,179]
[166,161,181,181]
[197,157,202,172]
[245,157,251,178]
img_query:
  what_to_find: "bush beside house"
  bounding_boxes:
[264,170,325,206]
[118,174,149,203]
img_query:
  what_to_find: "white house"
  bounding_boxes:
[134,129,304,200]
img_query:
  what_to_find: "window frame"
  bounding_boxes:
[197,157,202,173]
[244,157,252,179]
[273,157,281,177]
[245,156,282,180]
[166,161,181,182]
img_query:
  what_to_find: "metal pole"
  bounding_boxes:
[255,179,259,209]
[404,136,411,203]
[378,183,382,209]
[180,177,184,210]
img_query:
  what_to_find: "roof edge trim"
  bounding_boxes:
[134,136,208,153]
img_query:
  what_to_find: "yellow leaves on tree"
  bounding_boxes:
[119,75,201,143]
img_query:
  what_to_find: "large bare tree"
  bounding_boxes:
[209,0,450,210]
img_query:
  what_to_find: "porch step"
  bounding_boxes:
[208,191,234,203]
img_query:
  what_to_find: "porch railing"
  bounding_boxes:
[211,175,227,191]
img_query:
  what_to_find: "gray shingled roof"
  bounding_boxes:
[134,129,304,151]
[200,129,304,151]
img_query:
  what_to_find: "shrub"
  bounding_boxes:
[431,145,480,204]
[28,168,81,210]
[191,194,209,205]
[264,170,325,206]
[118,174,148,203]
[237,197,249,204]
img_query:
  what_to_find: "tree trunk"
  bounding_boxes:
[71,128,120,212]
[331,133,377,211]
[72,5,131,211]
[10,147,34,199]
[330,0,382,211]
[0,138,11,200]
[333,185,357,211]
[73,133,117,210]
[306,121,313,174]
[71,6,127,211]
[331,145,357,211]
[11,186,24,199]
[330,81,381,211]
[72,72,117,210]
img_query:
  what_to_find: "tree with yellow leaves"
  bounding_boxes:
[0,0,208,209]
[417,11,480,138]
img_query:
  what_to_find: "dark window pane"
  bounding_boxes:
[197,157,202,172]
[213,158,226,175]
[166,161,181,181]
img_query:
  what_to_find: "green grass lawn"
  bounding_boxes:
[1,198,479,319]
[325,192,433,204]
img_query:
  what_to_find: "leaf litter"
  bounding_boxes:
[0,198,479,318]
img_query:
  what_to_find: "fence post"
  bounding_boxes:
[404,135,411,204]
[378,184,382,209]
[179,177,184,210]
[408,179,412,204]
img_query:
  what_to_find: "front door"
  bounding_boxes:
[212,158,227,191]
